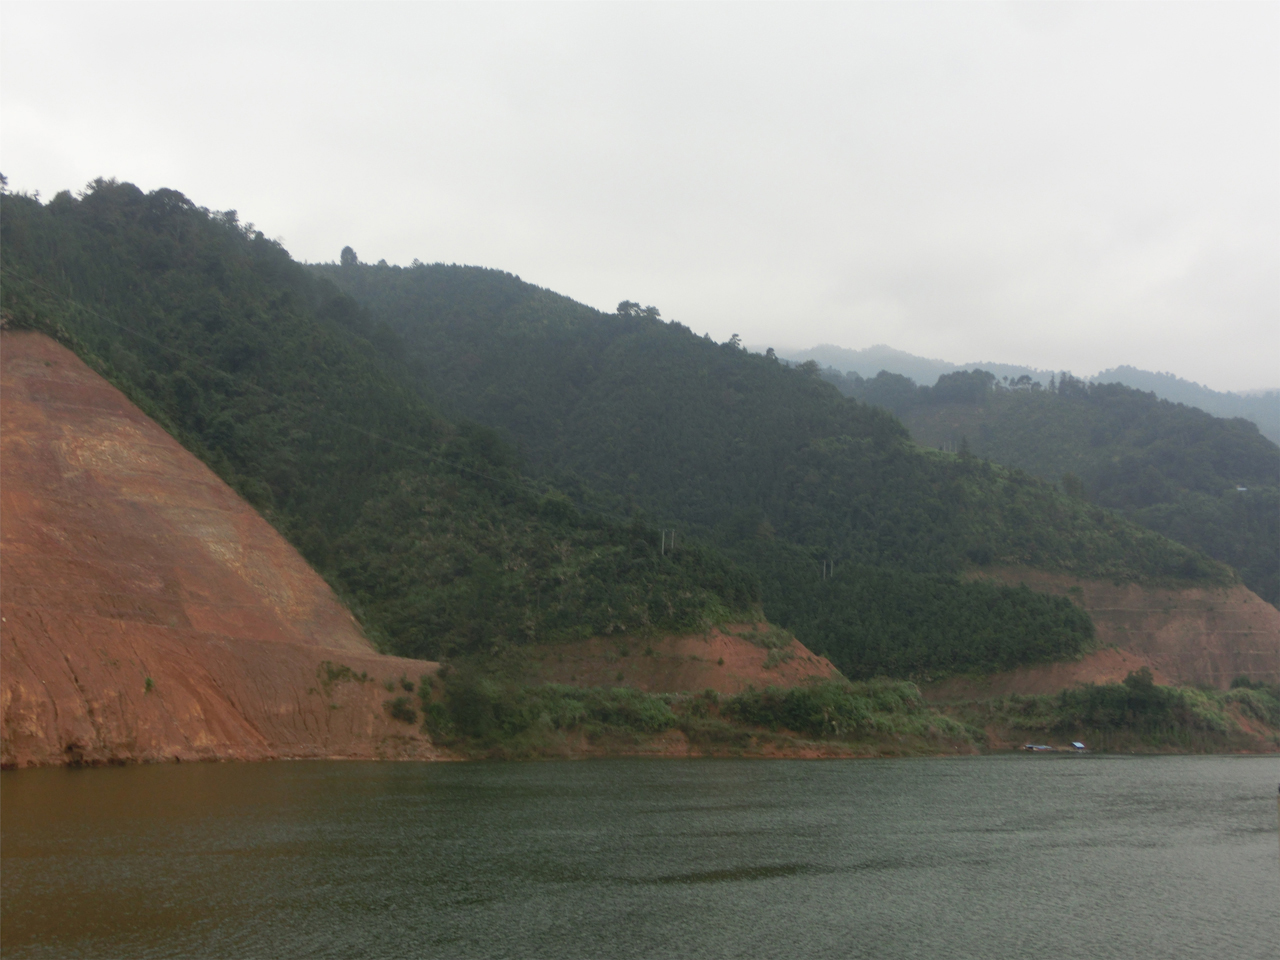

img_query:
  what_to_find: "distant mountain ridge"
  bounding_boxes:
[813,367,1279,606]
[773,343,1049,389]
[777,344,1280,444]
[1092,366,1280,443]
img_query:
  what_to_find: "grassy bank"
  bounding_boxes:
[373,663,1280,758]
[407,673,977,759]
[939,671,1280,753]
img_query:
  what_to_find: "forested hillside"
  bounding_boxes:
[0,182,758,662]
[1093,366,1279,444]
[315,259,1221,578]
[821,366,1278,606]
[313,256,1236,684]
[780,343,1051,390]
[781,344,1280,443]
[2,180,1232,682]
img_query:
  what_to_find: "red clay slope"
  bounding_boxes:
[526,624,839,695]
[1,332,445,767]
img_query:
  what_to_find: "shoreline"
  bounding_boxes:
[8,726,1278,772]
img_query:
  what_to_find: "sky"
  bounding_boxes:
[2,2,1276,392]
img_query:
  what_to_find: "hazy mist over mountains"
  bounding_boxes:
[3,4,1276,394]
[774,343,1280,445]
[5,11,1280,951]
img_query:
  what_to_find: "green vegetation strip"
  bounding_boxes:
[418,673,972,757]
[944,671,1280,753]
[752,564,1095,680]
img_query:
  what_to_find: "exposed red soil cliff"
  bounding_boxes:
[1,332,446,767]
[523,623,839,695]
[925,566,1280,701]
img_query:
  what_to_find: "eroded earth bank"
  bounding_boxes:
[1,332,448,766]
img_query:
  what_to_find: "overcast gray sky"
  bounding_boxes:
[3,2,1276,391]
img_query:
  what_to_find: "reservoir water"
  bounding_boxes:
[2,755,1277,959]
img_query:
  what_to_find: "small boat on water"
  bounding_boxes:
[1021,742,1089,752]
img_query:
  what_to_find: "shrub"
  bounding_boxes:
[384,696,418,724]
[423,671,678,744]
[725,681,880,738]
[1225,684,1280,727]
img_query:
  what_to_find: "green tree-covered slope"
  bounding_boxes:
[822,367,1278,605]
[314,258,1226,587]
[0,182,758,661]
[0,180,1221,679]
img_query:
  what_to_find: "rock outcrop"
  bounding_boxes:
[1,332,445,767]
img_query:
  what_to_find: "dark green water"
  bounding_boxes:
[2,755,1277,959]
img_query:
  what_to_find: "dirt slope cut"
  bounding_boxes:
[1,332,444,767]
[925,566,1279,701]
[525,624,839,695]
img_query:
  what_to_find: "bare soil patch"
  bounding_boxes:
[1,332,447,767]
[522,623,839,696]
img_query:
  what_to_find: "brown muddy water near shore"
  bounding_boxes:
[3,755,1278,959]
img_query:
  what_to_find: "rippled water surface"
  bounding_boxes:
[3,755,1278,958]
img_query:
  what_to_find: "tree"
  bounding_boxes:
[617,301,661,320]
[933,369,996,404]
[340,246,358,268]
